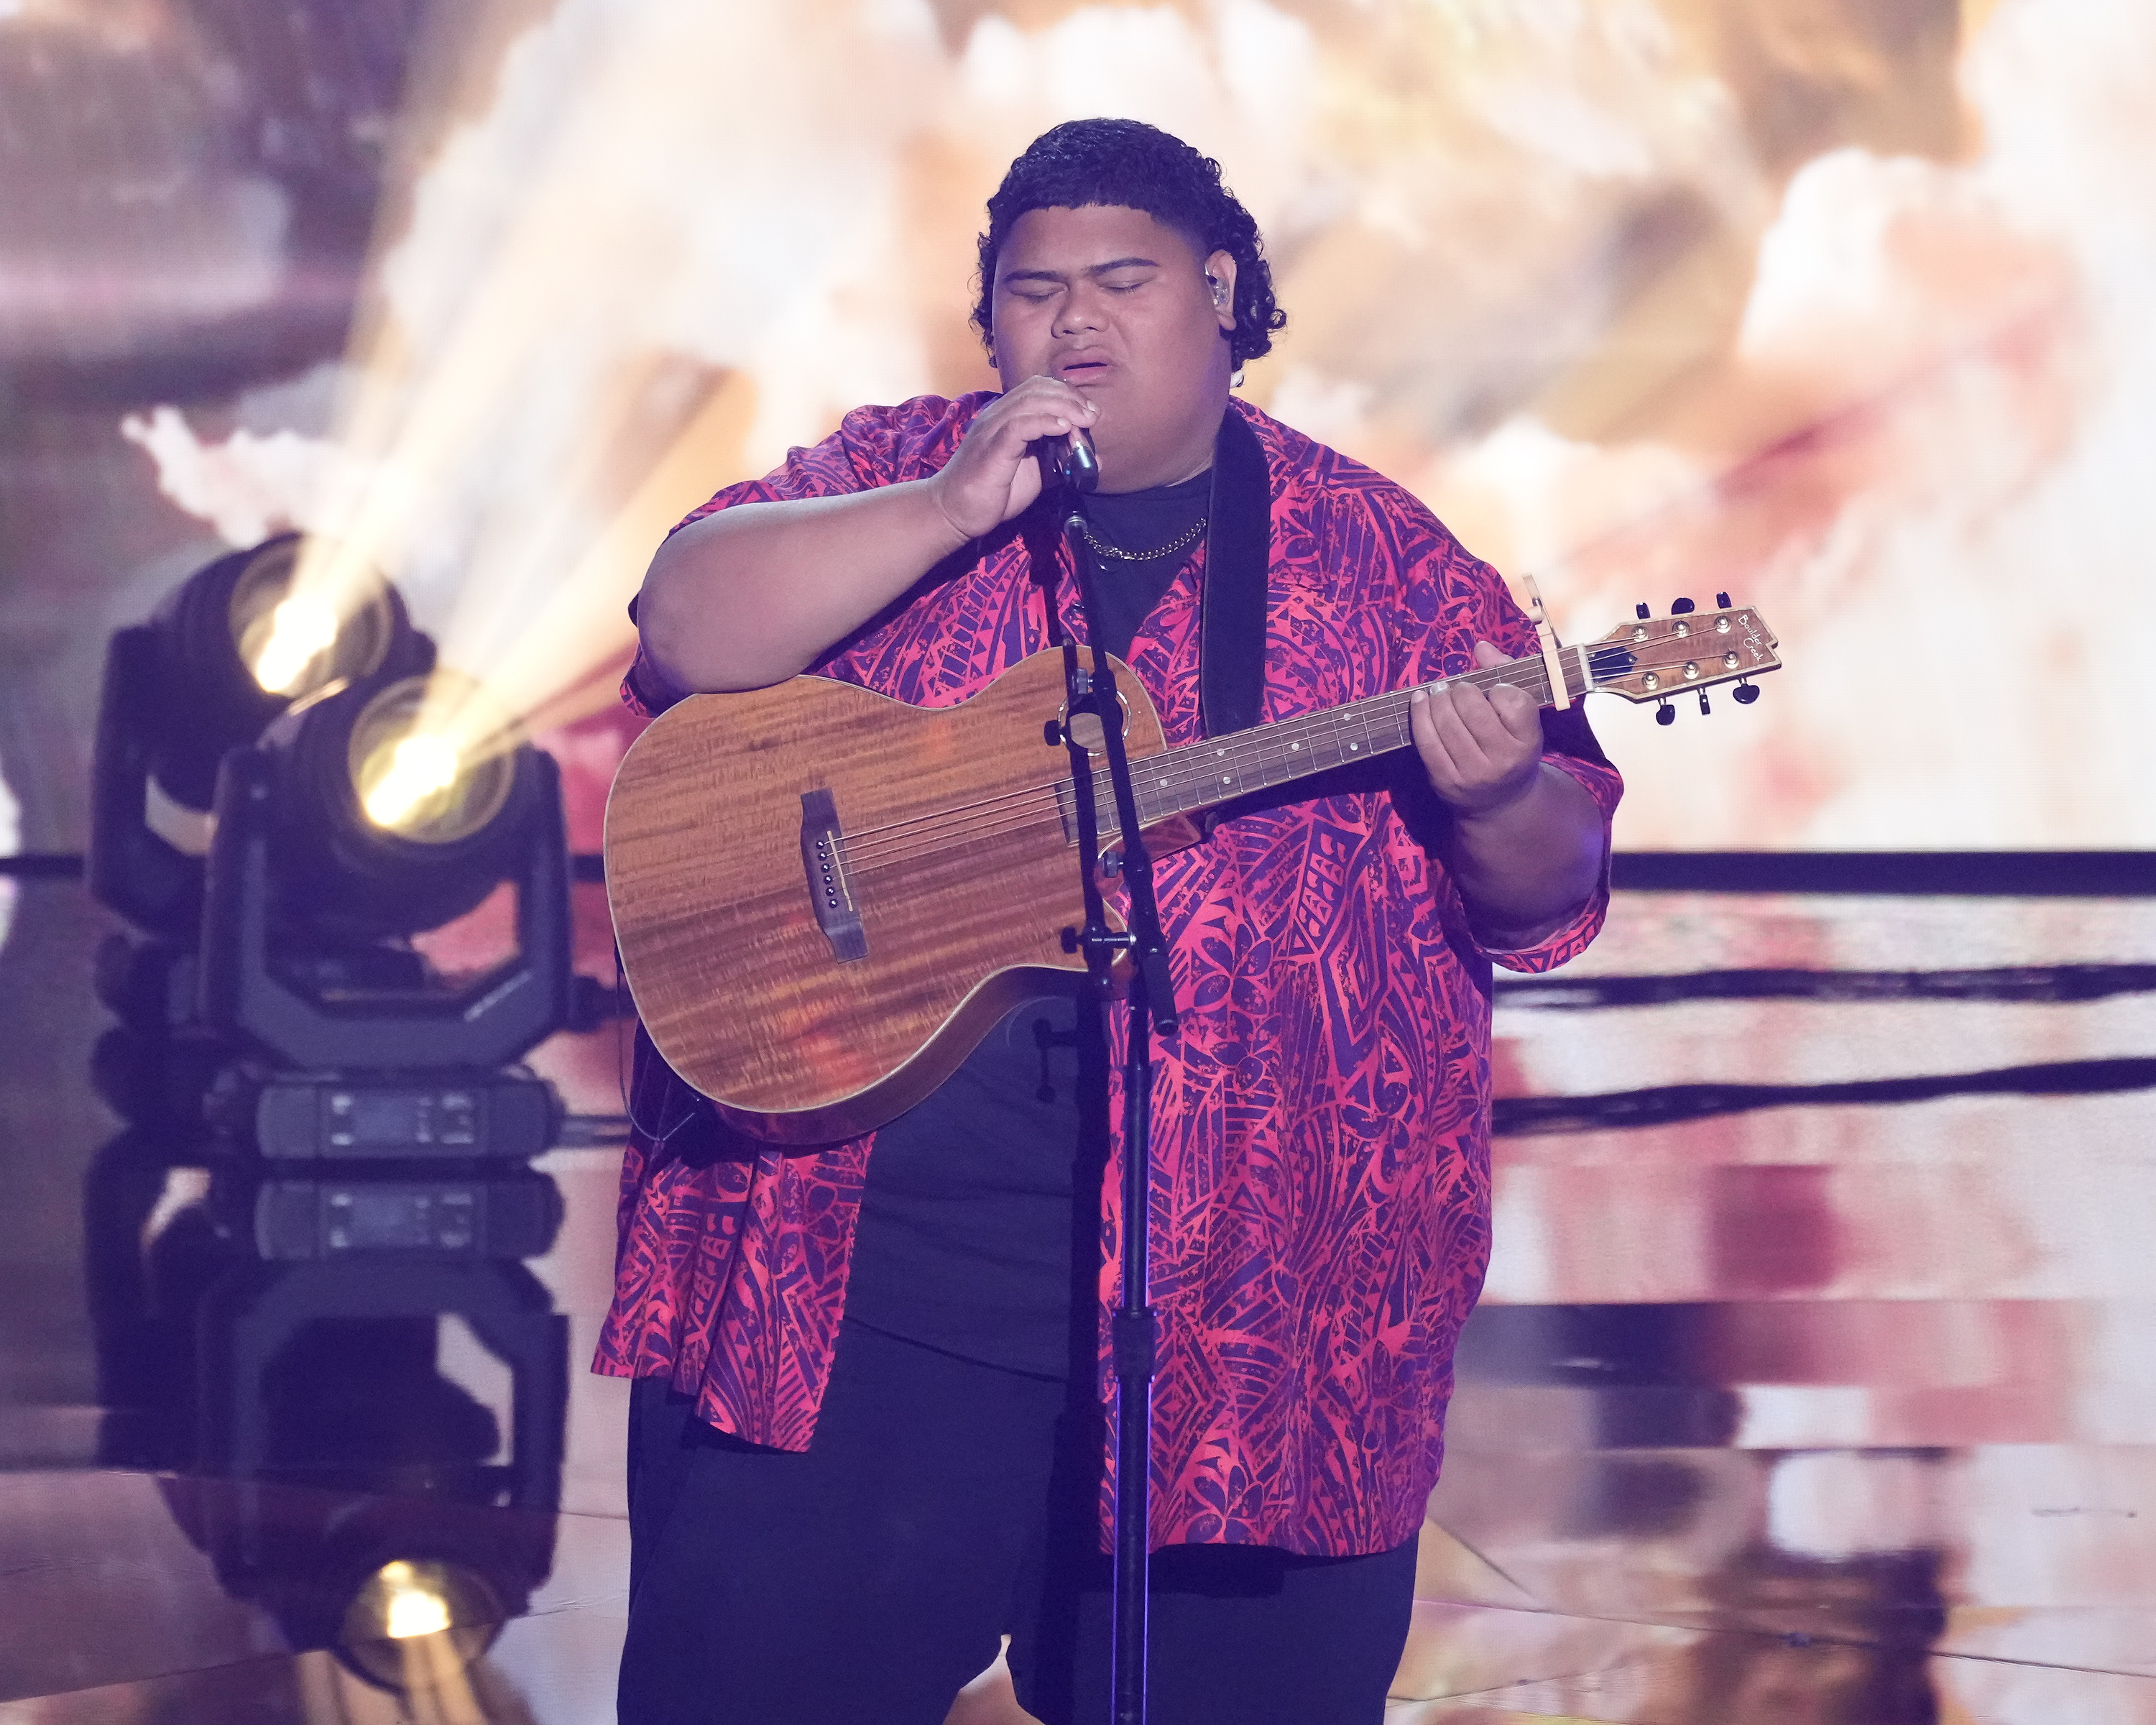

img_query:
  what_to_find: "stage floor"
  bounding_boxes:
[6,1454,2156,1724]
[6,883,2156,1724]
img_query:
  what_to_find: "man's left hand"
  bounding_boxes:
[1411,640,1544,814]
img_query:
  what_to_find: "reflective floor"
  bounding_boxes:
[3,888,2154,1724]
[9,1460,2156,1725]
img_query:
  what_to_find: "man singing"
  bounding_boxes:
[603,118,1619,1724]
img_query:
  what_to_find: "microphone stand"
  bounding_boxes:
[1040,434,1176,1725]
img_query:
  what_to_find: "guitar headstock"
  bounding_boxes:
[1585,602,1781,704]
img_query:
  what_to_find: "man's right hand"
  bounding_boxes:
[639,382,1102,694]
[929,375,1100,542]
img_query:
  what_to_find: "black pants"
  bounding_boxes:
[618,1320,1417,1725]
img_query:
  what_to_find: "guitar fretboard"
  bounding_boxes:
[1074,641,1630,839]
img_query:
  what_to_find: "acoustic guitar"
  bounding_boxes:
[605,602,1781,1144]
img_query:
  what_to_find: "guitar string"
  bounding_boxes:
[829,689,1414,851]
[837,670,1546,877]
[834,639,1754,875]
[839,655,1752,878]
[833,658,1567,857]
[832,651,1595,854]
[837,696,1427,873]
[845,794,1068,879]
[840,722,1410,878]
[829,631,1729,856]
[1108,634,1757,821]
[834,658,1593,875]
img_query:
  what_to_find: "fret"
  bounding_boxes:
[1205,739,1249,801]
[1320,709,1349,769]
[1275,714,1317,778]
[1378,694,1412,752]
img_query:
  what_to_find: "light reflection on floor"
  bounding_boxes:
[4,890,2155,1723]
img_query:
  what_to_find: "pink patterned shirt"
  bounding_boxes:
[596,393,1621,1555]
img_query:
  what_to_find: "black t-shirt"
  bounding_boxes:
[842,993,1103,1377]
[1074,466,1212,661]
[842,470,1211,1376]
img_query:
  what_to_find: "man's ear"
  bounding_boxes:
[1204,250,1238,331]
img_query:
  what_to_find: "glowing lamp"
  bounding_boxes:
[347,676,519,844]
[226,537,412,699]
[336,1558,505,1691]
[248,593,343,696]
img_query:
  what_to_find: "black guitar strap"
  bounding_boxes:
[1198,407,1271,738]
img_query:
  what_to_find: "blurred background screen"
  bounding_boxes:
[5,0,2152,862]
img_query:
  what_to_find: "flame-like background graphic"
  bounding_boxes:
[45,0,2156,852]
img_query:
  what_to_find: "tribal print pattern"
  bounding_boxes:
[595,394,1621,1555]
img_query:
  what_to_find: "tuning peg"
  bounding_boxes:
[1697,691,1711,716]
[1733,678,1760,706]
[1655,699,1675,727]
[1634,601,1650,620]
[1670,597,1695,615]
[1715,592,1731,609]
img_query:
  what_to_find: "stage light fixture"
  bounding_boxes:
[231,668,545,948]
[90,534,430,941]
[198,666,573,1148]
[157,1441,559,1696]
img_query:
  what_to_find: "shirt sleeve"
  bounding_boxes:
[1391,528,1624,975]
[1479,742,1621,973]
[618,400,946,717]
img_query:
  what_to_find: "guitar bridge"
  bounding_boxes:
[799,787,867,962]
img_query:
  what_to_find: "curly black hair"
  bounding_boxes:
[972,119,1286,369]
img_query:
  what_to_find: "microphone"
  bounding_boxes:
[1033,427,1099,497]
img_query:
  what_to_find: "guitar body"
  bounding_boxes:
[605,600,1781,1145]
[605,648,1166,1144]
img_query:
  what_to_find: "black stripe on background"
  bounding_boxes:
[10,850,2152,893]
[1498,964,2156,1009]
[1493,1057,2156,1136]
[1610,852,2156,896]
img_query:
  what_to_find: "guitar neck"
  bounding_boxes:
[1070,600,1778,838]
[1095,643,1611,836]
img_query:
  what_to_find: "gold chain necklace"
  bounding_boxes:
[1077,515,1209,563]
